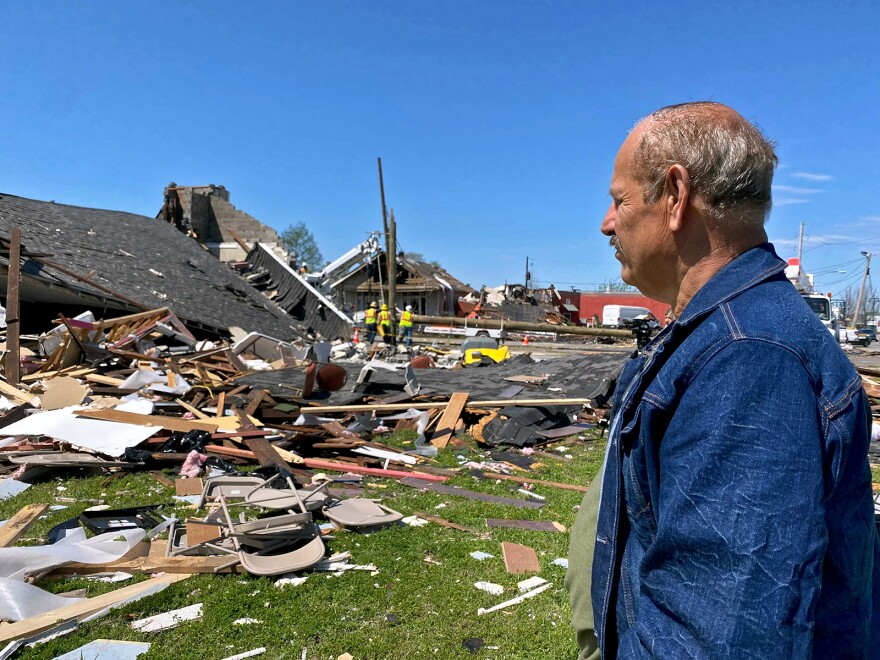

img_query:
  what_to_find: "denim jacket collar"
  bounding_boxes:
[676,243,787,327]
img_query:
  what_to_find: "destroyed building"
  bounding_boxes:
[158,184,289,264]
[0,192,304,339]
[335,253,476,316]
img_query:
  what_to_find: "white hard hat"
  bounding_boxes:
[406,305,413,311]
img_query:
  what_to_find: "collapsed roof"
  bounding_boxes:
[0,193,305,339]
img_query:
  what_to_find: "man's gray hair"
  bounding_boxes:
[632,102,778,224]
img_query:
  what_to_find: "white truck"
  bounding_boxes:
[786,259,863,345]
[602,305,653,329]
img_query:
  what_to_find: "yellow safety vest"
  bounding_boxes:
[365,308,377,325]
[399,310,413,327]
[378,310,391,326]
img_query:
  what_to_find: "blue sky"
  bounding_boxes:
[2,1,878,298]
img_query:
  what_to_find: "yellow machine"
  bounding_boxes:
[462,337,510,367]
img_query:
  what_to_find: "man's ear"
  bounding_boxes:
[664,164,690,231]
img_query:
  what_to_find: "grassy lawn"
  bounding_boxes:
[2,432,607,660]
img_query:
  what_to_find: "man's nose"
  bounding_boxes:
[601,203,615,236]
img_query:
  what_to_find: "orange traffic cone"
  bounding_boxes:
[522,334,529,346]
[353,327,360,344]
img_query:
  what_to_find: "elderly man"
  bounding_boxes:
[569,102,879,658]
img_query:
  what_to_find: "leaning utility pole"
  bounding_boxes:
[387,209,397,334]
[377,157,390,307]
[853,251,872,327]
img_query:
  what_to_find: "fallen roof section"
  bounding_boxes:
[244,243,352,340]
[0,193,305,339]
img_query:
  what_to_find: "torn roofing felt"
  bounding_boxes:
[0,193,306,339]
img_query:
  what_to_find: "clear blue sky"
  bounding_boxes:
[2,1,878,298]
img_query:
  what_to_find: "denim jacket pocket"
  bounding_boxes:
[620,404,658,549]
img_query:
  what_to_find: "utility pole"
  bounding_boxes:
[853,251,872,327]
[377,157,390,308]
[797,222,805,269]
[387,209,397,333]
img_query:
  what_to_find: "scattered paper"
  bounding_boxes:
[469,551,494,561]
[233,617,263,625]
[401,515,429,527]
[474,581,504,596]
[552,558,569,569]
[275,576,308,589]
[131,603,203,632]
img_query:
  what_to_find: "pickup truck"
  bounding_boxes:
[830,326,868,346]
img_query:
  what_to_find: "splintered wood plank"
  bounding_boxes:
[477,472,589,493]
[149,471,174,488]
[501,541,541,574]
[175,478,204,496]
[487,519,565,532]
[0,504,49,547]
[243,389,267,417]
[399,477,543,509]
[243,437,290,472]
[413,512,484,535]
[175,398,210,419]
[431,392,469,448]
[75,409,218,433]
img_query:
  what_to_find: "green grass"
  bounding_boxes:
[2,432,606,660]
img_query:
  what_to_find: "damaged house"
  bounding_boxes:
[0,192,305,340]
[335,253,476,316]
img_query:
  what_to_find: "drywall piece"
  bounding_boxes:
[52,639,151,660]
[517,576,548,593]
[0,480,30,501]
[0,408,160,457]
[476,582,552,616]
[39,376,89,411]
[501,541,541,574]
[119,369,191,395]
[130,602,203,632]
[474,581,504,596]
[352,446,417,466]
[399,478,543,509]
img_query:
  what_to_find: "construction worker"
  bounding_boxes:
[398,304,414,348]
[299,262,310,275]
[378,303,392,344]
[364,301,378,343]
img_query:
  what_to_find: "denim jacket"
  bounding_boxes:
[592,244,879,658]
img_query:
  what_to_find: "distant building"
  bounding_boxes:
[556,291,669,326]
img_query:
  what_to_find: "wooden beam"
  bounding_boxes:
[0,504,49,547]
[243,437,290,472]
[302,458,448,482]
[431,392,468,448]
[75,409,218,433]
[475,472,588,493]
[49,551,237,576]
[487,519,565,532]
[399,477,543,508]
[302,397,592,414]
[0,573,191,643]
